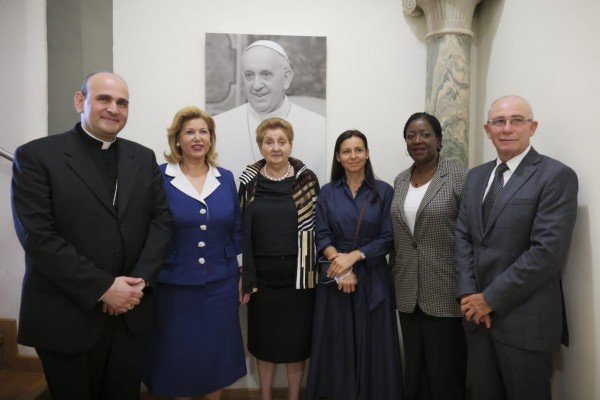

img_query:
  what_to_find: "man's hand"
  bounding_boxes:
[238,276,251,306]
[460,293,493,328]
[101,276,145,315]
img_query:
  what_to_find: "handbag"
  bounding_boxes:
[318,193,369,284]
[317,257,333,284]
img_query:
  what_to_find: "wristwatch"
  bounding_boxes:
[359,251,366,260]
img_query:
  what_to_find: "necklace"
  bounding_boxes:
[263,162,292,181]
[411,160,439,187]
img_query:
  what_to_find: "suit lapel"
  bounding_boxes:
[416,160,447,222]
[116,140,138,217]
[477,161,497,234]
[64,130,116,216]
[166,163,222,205]
[483,149,541,235]
[395,161,448,239]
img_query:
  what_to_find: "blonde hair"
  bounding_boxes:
[255,117,294,146]
[164,106,218,166]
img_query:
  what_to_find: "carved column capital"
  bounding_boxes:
[403,0,482,39]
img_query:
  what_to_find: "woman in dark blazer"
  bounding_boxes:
[391,112,468,400]
[144,106,246,399]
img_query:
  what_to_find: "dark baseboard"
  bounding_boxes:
[141,388,304,400]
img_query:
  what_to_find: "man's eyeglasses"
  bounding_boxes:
[487,117,533,128]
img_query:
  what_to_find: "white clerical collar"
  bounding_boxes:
[81,125,116,150]
[247,96,292,121]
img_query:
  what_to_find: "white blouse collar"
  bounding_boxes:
[165,163,221,205]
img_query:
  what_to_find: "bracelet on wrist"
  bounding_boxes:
[335,268,353,283]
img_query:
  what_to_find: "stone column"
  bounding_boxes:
[403,0,482,165]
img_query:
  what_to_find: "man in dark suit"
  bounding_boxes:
[454,95,578,400]
[11,72,172,399]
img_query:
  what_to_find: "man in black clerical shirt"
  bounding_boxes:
[11,72,172,399]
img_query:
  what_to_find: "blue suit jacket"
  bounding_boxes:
[158,163,242,286]
[454,148,578,352]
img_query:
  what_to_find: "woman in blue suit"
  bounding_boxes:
[144,106,246,399]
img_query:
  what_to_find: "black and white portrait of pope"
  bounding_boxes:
[205,33,327,183]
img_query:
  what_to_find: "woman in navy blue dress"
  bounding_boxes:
[143,106,246,399]
[306,130,403,399]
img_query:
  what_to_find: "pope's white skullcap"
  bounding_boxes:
[244,40,289,62]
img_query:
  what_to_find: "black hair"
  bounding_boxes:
[403,112,443,140]
[330,130,380,202]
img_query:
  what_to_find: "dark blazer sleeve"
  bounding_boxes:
[11,141,115,310]
[454,168,484,299]
[127,151,173,285]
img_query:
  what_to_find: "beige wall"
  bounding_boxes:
[0,0,48,354]
[46,0,113,133]
[111,0,426,185]
[1,0,598,397]
[473,1,600,398]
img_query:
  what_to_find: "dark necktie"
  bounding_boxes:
[482,163,509,227]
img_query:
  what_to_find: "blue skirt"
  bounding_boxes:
[306,263,404,400]
[143,275,246,396]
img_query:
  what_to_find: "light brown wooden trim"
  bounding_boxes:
[0,318,43,372]
[0,317,18,369]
